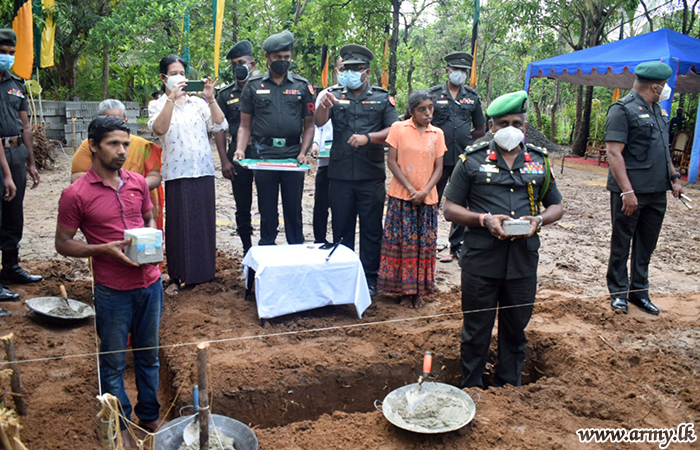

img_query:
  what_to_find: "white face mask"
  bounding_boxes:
[493,126,525,152]
[658,84,672,102]
[448,70,467,86]
[165,74,187,92]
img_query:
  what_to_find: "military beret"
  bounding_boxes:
[0,29,17,47]
[487,90,528,118]
[263,30,294,53]
[226,40,253,60]
[340,44,374,65]
[634,61,673,81]
[444,52,473,69]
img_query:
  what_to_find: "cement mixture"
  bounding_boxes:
[391,390,470,431]
[177,429,235,450]
[47,304,86,317]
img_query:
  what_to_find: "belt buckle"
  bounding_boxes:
[272,138,286,148]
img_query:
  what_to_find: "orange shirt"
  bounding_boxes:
[385,119,446,205]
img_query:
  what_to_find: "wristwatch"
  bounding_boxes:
[671,173,682,181]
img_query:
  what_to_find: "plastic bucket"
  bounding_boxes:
[154,414,258,450]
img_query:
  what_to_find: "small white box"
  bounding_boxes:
[124,228,163,264]
[502,219,532,237]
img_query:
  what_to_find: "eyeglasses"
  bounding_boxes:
[338,66,368,73]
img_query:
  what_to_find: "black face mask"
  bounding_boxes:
[270,60,291,76]
[234,64,250,81]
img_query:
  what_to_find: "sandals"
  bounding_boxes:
[438,252,455,263]
[165,279,180,297]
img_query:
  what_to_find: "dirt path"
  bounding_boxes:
[1,147,699,449]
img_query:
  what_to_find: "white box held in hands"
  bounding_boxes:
[124,228,163,264]
[502,219,531,237]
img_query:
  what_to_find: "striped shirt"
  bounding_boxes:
[58,167,161,290]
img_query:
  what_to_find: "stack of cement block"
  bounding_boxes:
[36,100,66,142]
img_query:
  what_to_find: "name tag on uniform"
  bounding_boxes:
[256,89,270,94]
[336,99,350,104]
[639,114,650,118]
[436,100,449,104]
[479,164,499,173]
[520,162,545,174]
[227,98,239,104]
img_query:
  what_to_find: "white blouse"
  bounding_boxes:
[148,94,228,181]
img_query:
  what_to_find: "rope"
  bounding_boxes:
[1,282,699,368]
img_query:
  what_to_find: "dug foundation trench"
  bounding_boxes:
[161,325,559,430]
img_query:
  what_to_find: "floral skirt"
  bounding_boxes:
[377,196,438,295]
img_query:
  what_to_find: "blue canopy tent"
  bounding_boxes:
[523,28,700,183]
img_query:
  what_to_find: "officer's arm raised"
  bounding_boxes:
[314,92,337,127]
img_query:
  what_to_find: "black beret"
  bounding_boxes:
[263,30,294,53]
[226,40,253,60]
[0,29,17,47]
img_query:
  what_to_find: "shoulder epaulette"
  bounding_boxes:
[292,73,310,83]
[248,74,264,82]
[463,85,479,96]
[328,85,344,92]
[10,73,23,82]
[465,141,489,154]
[218,82,236,92]
[429,85,443,92]
[458,153,467,163]
[618,93,635,105]
[525,143,549,156]
[372,86,389,93]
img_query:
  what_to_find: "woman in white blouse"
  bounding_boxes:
[149,55,228,296]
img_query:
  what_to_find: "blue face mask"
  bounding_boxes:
[338,70,365,89]
[0,55,14,72]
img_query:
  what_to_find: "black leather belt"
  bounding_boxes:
[255,136,300,147]
[1,136,22,148]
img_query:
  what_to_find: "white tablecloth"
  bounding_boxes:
[242,244,372,319]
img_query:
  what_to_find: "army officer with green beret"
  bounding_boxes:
[605,61,683,315]
[236,30,315,245]
[443,90,563,388]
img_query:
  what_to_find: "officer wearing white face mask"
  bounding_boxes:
[604,61,683,316]
[443,90,563,389]
[430,52,486,262]
[314,44,399,297]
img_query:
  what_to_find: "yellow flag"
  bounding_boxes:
[381,39,389,89]
[612,88,620,103]
[213,0,226,78]
[12,0,33,79]
[40,0,55,68]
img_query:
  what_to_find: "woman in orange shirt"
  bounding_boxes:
[378,90,445,308]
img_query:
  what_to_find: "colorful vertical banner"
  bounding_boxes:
[611,88,620,103]
[12,0,34,79]
[470,0,480,88]
[180,7,191,70]
[320,44,329,88]
[40,0,55,68]
[213,0,226,78]
[381,39,389,89]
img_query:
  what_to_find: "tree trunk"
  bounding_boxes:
[550,79,560,142]
[487,72,492,104]
[407,55,415,95]
[101,45,110,99]
[388,0,401,95]
[573,84,584,144]
[572,85,594,156]
[231,0,239,42]
[533,101,543,129]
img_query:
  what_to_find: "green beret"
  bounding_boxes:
[226,40,253,60]
[340,44,374,65]
[487,91,528,118]
[0,29,17,47]
[634,61,673,81]
[263,30,294,53]
[444,52,473,69]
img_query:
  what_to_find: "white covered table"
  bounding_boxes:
[242,244,372,320]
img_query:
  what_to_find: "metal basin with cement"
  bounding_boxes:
[375,382,480,434]
[154,414,258,450]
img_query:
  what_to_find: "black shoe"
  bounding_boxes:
[0,308,10,317]
[610,297,628,313]
[628,298,660,315]
[450,247,462,260]
[368,285,377,297]
[0,266,43,284]
[0,286,20,302]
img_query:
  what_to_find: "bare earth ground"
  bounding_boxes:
[1,142,699,450]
